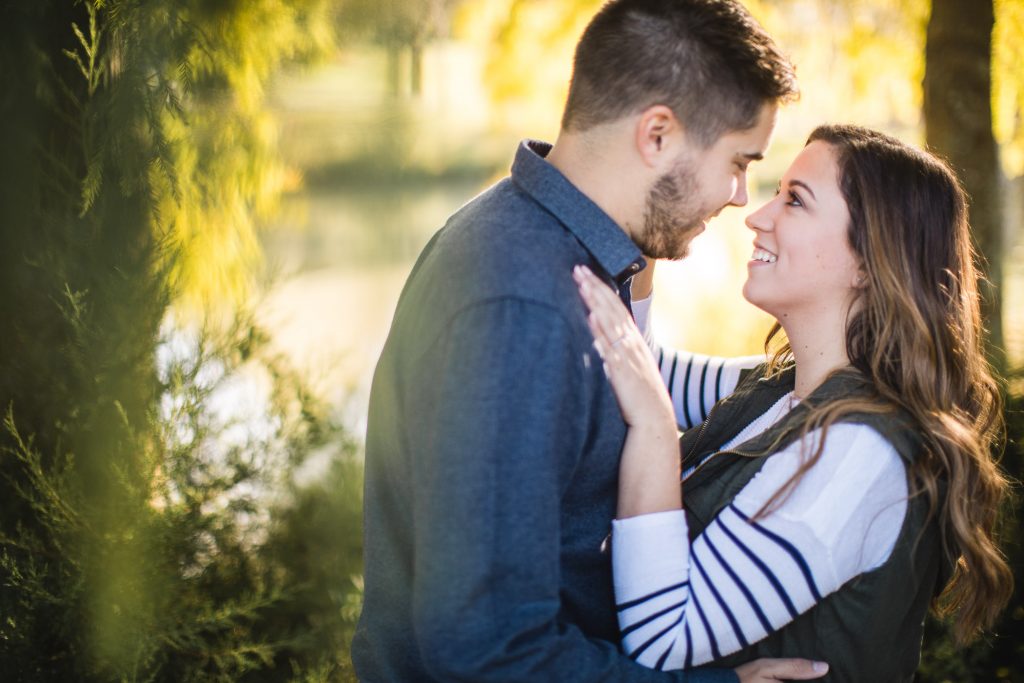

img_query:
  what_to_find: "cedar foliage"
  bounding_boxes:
[0,2,362,680]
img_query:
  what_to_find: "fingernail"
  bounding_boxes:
[813,662,829,673]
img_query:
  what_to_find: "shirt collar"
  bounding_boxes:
[510,140,645,284]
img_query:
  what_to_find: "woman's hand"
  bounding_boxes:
[735,658,829,682]
[574,265,675,431]
[575,264,680,517]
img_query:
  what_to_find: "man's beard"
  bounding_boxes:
[634,159,707,260]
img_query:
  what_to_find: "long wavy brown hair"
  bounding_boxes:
[760,124,1012,644]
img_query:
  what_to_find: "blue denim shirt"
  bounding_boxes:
[352,141,737,683]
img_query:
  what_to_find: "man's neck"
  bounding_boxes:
[546,130,642,240]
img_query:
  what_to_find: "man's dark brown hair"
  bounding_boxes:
[562,0,799,146]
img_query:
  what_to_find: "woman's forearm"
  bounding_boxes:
[617,422,682,518]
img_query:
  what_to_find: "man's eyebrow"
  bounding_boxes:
[788,179,817,200]
[740,152,764,162]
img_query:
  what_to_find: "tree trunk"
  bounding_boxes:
[387,42,402,97]
[923,0,1005,370]
[411,41,423,96]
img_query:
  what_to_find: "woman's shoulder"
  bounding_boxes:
[832,404,924,466]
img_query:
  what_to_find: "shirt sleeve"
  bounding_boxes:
[612,423,908,670]
[632,294,762,430]
[410,299,735,683]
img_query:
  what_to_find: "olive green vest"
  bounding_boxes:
[681,364,947,682]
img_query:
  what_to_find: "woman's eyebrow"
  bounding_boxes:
[788,179,817,200]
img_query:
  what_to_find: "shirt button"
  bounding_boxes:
[629,262,640,272]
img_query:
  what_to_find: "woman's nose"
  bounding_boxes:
[745,199,774,232]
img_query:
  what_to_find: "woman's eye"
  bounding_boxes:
[785,191,803,207]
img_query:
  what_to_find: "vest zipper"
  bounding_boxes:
[682,384,798,483]
[683,401,721,467]
[681,448,759,482]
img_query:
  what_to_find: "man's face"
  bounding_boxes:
[633,104,778,260]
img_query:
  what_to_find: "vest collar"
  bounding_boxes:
[680,364,883,489]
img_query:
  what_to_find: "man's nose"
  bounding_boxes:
[730,178,749,208]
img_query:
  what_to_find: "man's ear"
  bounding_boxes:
[634,104,683,169]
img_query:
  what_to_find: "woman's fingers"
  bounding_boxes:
[735,659,829,682]
[574,265,634,353]
[573,266,655,402]
[577,265,630,323]
[590,309,626,358]
[574,267,615,344]
[587,312,613,357]
[574,264,676,430]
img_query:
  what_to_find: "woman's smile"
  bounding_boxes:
[749,245,778,266]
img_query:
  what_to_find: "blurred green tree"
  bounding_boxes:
[0,1,363,680]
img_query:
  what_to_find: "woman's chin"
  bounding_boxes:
[741,284,779,319]
[740,281,760,308]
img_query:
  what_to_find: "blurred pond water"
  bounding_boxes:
[257,181,486,435]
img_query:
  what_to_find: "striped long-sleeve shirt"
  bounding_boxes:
[631,297,760,429]
[614,295,908,670]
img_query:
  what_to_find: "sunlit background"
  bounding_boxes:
[3,1,1023,680]
[253,0,1024,437]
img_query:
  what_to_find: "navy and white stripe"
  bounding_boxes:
[612,423,909,670]
[632,295,760,430]
[612,504,833,669]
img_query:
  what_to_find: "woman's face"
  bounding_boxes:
[742,140,861,320]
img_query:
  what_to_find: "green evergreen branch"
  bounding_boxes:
[34,142,81,199]
[50,66,84,112]
[79,149,104,217]
[2,410,84,535]
[71,2,103,97]
[2,2,362,678]
[62,47,90,82]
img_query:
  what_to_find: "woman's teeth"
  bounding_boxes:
[752,248,777,263]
